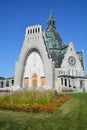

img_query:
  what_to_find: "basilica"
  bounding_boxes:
[0,13,87,92]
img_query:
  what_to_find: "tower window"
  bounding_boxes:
[50,20,51,25]
[38,27,40,33]
[35,28,37,33]
[33,28,34,33]
[52,21,54,25]
[30,29,32,34]
[28,29,29,34]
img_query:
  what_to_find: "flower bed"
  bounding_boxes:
[0,90,71,113]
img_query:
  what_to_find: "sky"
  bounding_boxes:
[0,0,87,78]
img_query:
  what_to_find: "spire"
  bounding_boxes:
[50,9,52,15]
[49,9,55,21]
[49,9,53,19]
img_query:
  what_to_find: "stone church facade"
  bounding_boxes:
[14,13,87,92]
[0,13,87,92]
[14,24,54,90]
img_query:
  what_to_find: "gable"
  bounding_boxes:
[61,42,83,71]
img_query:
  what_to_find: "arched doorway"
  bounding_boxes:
[23,51,45,87]
[32,74,38,87]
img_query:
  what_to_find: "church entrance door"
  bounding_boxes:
[24,77,29,87]
[32,74,38,87]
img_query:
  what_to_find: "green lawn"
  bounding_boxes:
[0,93,87,130]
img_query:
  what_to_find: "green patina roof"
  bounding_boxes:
[45,13,84,69]
[49,46,68,67]
[45,12,65,49]
[45,12,68,67]
[77,51,84,70]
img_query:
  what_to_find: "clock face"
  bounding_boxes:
[68,56,76,66]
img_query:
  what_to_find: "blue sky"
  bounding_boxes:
[0,0,87,77]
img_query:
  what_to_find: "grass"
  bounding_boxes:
[0,93,87,130]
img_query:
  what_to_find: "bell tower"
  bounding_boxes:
[47,10,56,32]
[45,11,65,49]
